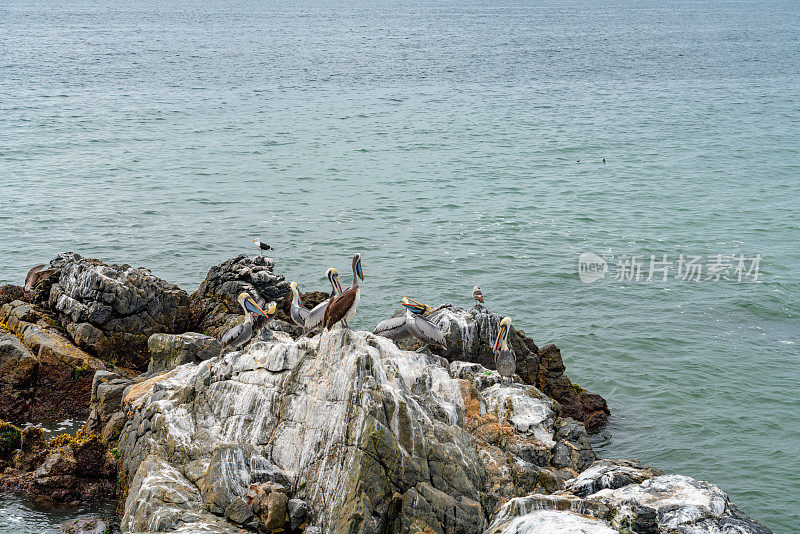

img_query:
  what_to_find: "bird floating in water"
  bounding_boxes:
[323,253,363,331]
[252,239,273,255]
[472,285,484,304]
[221,292,276,350]
[602,158,606,164]
[303,268,342,333]
[493,317,516,383]
[288,281,310,328]
[24,264,57,294]
[373,297,447,350]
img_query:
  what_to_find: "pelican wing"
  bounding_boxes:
[24,264,56,292]
[290,301,310,327]
[221,321,251,349]
[323,288,357,329]
[304,299,330,331]
[408,314,447,349]
[373,315,409,340]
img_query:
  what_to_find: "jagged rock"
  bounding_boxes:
[117,329,596,533]
[424,306,609,431]
[0,433,116,503]
[248,482,289,532]
[46,252,191,369]
[189,254,290,338]
[287,498,309,530]
[0,301,107,423]
[224,496,253,525]
[0,284,25,306]
[486,460,772,534]
[148,332,222,374]
[83,370,133,441]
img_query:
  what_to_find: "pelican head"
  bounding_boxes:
[265,301,277,316]
[402,297,427,315]
[353,253,364,281]
[238,292,269,318]
[290,281,302,305]
[326,267,343,294]
[493,317,512,353]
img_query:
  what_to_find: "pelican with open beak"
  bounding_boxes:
[221,292,277,350]
[303,268,343,333]
[289,281,310,327]
[374,297,447,350]
[323,253,363,330]
[493,317,515,383]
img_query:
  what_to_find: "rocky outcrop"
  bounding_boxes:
[486,459,771,533]
[0,425,116,503]
[0,300,107,423]
[189,255,290,338]
[148,332,222,374]
[410,305,610,431]
[83,370,135,443]
[43,253,191,370]
[0,284,25,307]
[116,329,594,533]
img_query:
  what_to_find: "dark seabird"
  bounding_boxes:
[493,317,516,383]
[323,253,363,330]
[252,239,273,255]
[24,264,57,293]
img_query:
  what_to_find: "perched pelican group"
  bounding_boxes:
[221,292,277,350]
[220,246,519,383]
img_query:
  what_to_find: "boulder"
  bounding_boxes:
[425,305,609,430]
[148,332,222,374]
[0,301,107,423]
[189,254,290,338]
[117,329,597,533]
[46,252,191,369]
[54,518,113,534]
[0,284,25,307]
[486,459,772,534]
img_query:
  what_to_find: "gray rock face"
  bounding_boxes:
[189,254,290,339]
[117,329,592,533]
[47,253,191,369]
[83,370,133,442]
[486,459,772,534]
[148,332,222,374]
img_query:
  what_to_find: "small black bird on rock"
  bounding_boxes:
[252,239,273,255]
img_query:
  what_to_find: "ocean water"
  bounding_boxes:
[1,0,798,531]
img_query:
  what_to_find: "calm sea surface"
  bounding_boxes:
[1,0,798,531]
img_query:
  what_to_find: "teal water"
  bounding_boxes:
[1,0,798,531]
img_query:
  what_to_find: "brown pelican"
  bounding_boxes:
[252,239,273,254]
[472,286,484,303]
[288,281,309,327]
[374,297,447,350]
[323,253,363,330]
[303,268,343,333]
[493,317,516,383]
[221,292,276,350]
[24,264,57,293]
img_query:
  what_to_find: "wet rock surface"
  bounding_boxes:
[46,253,191,370]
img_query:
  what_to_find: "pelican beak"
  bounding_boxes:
[356,259,364,281]
[244,296,269,317]
[493,324,506,353]
[335,273,343,294]
[402,297,426,314]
